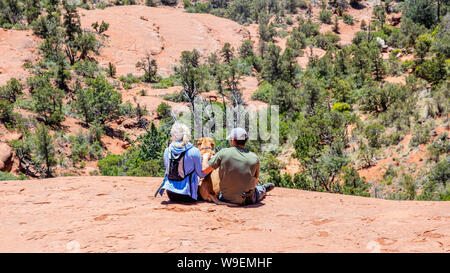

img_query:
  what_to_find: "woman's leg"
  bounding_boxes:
[167,190,196,203]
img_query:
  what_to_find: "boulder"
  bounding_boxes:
[122,118,139,129]
[0,143,13,172]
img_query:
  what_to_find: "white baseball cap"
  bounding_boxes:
[226,128,248,140]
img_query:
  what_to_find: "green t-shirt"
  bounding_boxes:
[208,146,260,205]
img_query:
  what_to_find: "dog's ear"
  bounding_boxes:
[197,139,202,148]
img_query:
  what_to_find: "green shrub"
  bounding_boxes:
[286,17,294,26]
[156,102,172,119]
[152,77,175,89]
[314,31,340,50]
[251,81,273,102]
[119,73,140,88]
[319,9,333,24]
[343,13,354,25]
[97,154,123,176]
[163,90,189,103]
[161,0,178,6]
[186,2,212,13]
[364,123,385,148]
[0,172,21,181]
[126,159,161,177]
[332,102,352,113]
[73,60,99,78]
[410,123,431,147]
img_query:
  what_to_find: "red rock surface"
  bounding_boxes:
[0,176,448,252]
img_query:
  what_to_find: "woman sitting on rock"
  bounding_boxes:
[155,122,205,203]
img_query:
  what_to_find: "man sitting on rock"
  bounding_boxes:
[202,128,275,206]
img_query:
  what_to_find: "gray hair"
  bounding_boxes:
[170,122,191,146]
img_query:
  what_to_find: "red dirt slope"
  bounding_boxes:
[0,176,448,252]
[79,6,252,76]
[0,29,39,85]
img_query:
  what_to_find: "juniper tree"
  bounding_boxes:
[175,50,202,112]
[62,0,82,42]
[136,54,158,83]
[239,39,255,58]
[221,42,234,64]
[34,123,56,178]
[24,0,41,24]
[0,0,22,25]
[73,76,122,125]
[31,80,65,126]
[107,62,117,78]
[0,78,23,103]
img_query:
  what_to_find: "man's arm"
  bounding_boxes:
[202,165,215,176]
[202,151,221,175]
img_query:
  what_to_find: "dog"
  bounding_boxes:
[197,137,237,206]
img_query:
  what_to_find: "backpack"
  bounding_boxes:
[154,148,194,198]
[167,150,187,181]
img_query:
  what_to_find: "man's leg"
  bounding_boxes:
[252,183,275,204]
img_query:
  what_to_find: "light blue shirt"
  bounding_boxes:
[157,141,205,200]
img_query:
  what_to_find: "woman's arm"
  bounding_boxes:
[192,148,207,178]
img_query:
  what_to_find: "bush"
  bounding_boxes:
[340,165,370,197]
[332,102,351,113]
[418,157,450,200]
[319,9,333,24]
[415,53,448,85]
[0,78,23,103]
[119,73,140,89]
[410,123,431,147]
[126,159,161,177]
[364,123,385,148]
[314,31,340,50]
[343,13,354,25]
[0,99,14,125]
[163,90,189,103]
[156,102,172,119]
[161,0,178,6]
[286,17,294,25]
[152,77,175,89]
[73,60,99,78]
[251,81,273,102]
[98,154,123,176]
[0,171,21,181]
[186,2,212,13]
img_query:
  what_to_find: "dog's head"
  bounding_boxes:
[197,137,215,167]
[197,137,215,153]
